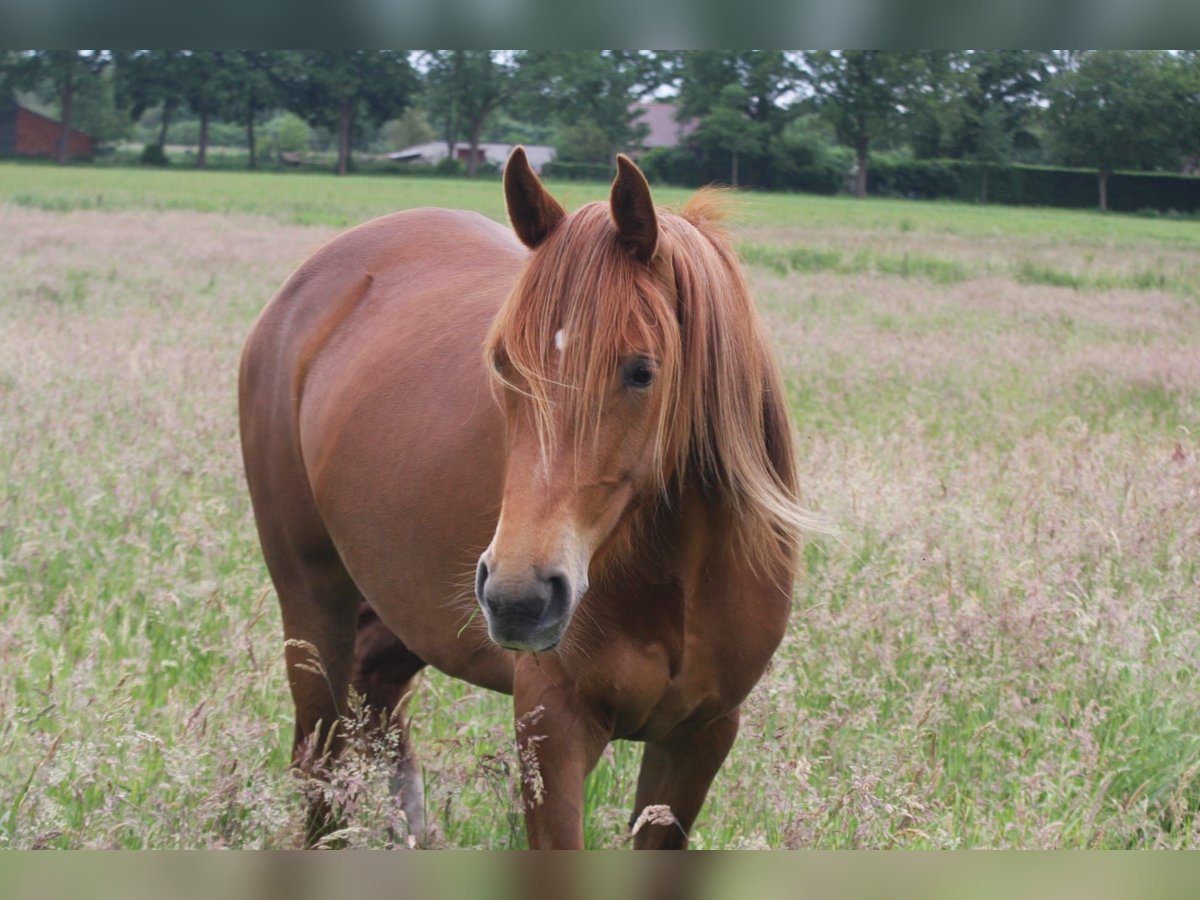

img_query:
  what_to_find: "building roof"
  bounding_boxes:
[630,102,697,149]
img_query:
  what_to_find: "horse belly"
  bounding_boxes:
[297,253,516,692]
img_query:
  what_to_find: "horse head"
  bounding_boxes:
[475,148,681,651]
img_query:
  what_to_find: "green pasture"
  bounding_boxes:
[1,161,1197,848]
[5,162,1200,242]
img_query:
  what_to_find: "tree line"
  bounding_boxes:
[4,51,1199,209]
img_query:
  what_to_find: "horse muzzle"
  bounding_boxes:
[475,559,578,651]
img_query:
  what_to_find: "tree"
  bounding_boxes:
[675,51,796,137]
[172,52,226,168]
[908,51,1053,200]
[215,51,281,169]
[970,105,1011,203]
[672,51,797,187]
[67,65,130,149]
[554,120,618,167]
[694,84,767,186]
[1180,51,1200,172]
[1048,51,1189,211]
[377,107,433,153]
[510,51,667,165]
[2,51,110,163]
[958,51,1051,198]
[904,52,971,160]
[423,51,517,177]
[274,113,311,154]
[277,51,417,175]
[802,51,927,198]
[115,50,187,153]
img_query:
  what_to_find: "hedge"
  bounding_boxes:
[869,159,1200,213]
[640,145,1200,213]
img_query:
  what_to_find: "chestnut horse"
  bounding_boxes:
[239,149,811,848]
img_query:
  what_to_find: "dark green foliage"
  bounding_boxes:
[868,158,963,199]
[555,119,618,166]
[274,113,310,155]
[60,66,129,148]
[766,118,853,194]
[870,158,1200,213]
[638,146,708,188]
[114,51,186,148]
[802,51,930,197]
[941,51,1051,166]
[213,51,283,169]
[692,83,768,186]
[672,51,796,187]
[1047,51,1197,209]
[963,164,1200,214]
[139,143,168,166]
[641,141,848,195]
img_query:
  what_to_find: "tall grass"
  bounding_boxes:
[0,164,1197,847]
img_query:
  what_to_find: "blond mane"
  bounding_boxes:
[486,189,815,574]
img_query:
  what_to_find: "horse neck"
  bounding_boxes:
[613,473,730,589]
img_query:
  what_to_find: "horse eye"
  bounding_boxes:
[622,358,655,389]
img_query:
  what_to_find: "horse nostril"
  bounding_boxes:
[543,571,570,622]
[475,558,491,608]
[545,573,568,608]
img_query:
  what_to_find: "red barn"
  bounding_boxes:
[0,99,94,161]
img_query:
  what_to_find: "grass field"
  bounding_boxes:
[1,163,1198,849]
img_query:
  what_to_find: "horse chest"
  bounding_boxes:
[589,596,784,743]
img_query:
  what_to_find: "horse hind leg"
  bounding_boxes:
[242,357,379,843]
[260,530,364,846]
[350,601,429,845]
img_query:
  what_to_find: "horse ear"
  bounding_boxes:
[504,146,566,250]
[610,154,658,263]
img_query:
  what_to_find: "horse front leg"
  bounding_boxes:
[512,657,611,849]
[630,708,740,849]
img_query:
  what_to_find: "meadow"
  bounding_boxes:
[1,163,1198,848]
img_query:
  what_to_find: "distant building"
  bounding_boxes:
[0,99,94,161]
[389,141,556,174]
[629,102,698,153]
